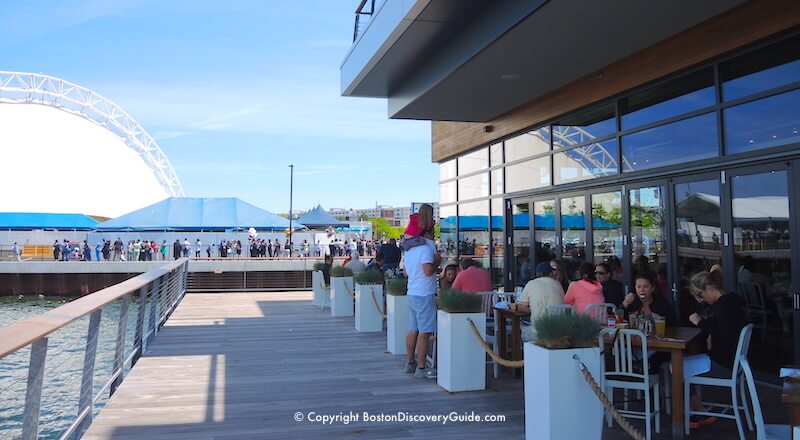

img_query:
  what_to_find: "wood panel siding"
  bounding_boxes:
[431,0,800,162]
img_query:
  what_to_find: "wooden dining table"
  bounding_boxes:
[781,371,800,436]
[605,326,703,439]
[494,307,529,375]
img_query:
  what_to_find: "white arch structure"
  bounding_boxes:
[0,71,185,197]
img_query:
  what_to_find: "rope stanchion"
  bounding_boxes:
[572,354,646,440]
[368,286,386,319]
[343,282,355,300]
[466,319,524,368]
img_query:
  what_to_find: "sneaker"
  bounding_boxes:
[414,367,437,379]
[403,361,417,373]
[689,416,717,429]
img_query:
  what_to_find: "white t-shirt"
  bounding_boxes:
[404,238,437,297]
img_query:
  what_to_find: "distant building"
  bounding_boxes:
[328,204,439,227]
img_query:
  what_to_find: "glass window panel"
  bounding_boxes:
[622,113,718,172]
[620,68,715,129]
[458,173,489,200]
[458,200,490,269]
[439,204,457,259]
[490,198,504,288]
[674,179,722,322]
[490,142,503,166]
[491,169,504,195]
[629,186,668,299]
[721,36,800,101]
[504,127,549,162]
[553,102,616,148]
[505,157,550,193]
[439,181,456,204]
[591,191,624,282]
[512,201,531,287]
[457,147,488,175]
[554,139,619,185]
[439,159,456,181]
[731,170,793,369]
[533,200,556,266]
[561,196,586,280]
[724,89,800,155]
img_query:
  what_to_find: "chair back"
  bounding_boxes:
[599,328,649,381]
[737,282,766,309]
[739,358,766,439]
[584,303,616,323]
[542,304,573,316]
[730,323,754,379]
[480,292,495,317]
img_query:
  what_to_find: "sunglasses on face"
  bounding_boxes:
[594,271,608,275]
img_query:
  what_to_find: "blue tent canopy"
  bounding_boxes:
[0,213,99,230]
[296,205,348,229]
[94,198,300,231]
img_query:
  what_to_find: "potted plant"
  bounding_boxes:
[385,277,408,355]
[436,289,485,392]
[524,313,603,440]
[311,261,326,307]
[354,269,384,332]
[329,265,354,317]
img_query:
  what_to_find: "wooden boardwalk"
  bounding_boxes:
[83,291,526,440]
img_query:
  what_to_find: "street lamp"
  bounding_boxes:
[288,164,294,258]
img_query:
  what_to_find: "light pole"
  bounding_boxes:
[288,164,294,258]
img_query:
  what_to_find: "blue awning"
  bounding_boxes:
[0,213,99,230]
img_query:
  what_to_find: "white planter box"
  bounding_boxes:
[355,284,383,332]
[524,343,603,440]
[331,277,354,317]
[437,311,486,392]
[386,294,408,354]
[311,270,323,306]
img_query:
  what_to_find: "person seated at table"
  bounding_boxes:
[321,254,333,286]
[439,259,458,291]
[451,258,492,293]
[595,262,624,307]
[345,251,367,273]
[683,271,747,428]
[564,262,603,315]
[550,258,570,292]
[366,252,385,274]
[518,262,564,342]
[622,273,677,326]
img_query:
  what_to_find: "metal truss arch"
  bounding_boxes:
[0,71,185,197]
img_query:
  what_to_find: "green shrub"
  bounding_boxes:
[438,289,482,313]
[386,277,408,296]
[312,261,325,271]
[533,313,601,349]
[354,269,384,285]
[330,265,354,278]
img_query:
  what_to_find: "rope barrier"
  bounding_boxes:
[340,281,355,300]
[368,286,386,319]
[572,354,646,440]
[466,319,524,368]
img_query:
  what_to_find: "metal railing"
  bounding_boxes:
[353,0,376,42]
[0,258,189,440]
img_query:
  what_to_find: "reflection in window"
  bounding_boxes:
[553,102,616,148]
[458,173,489,200]
[440,181,456,204]
[629,186,667,297]
[490,198,504,288]
[504,127,549,162]
[490,143,503,167]
[458,147,488,176]
[622,113,718,172]
[620,68,715,129]
[533,200,556,265]
[561,196,586,280]
[554,139,619,184]
[724,89,800,155]
[440,159,456,181]
[439,205,457,259]
[512,201,531,287]
[491,169,504,195]
[505,157,550,193]
[458,200,490,269]
[721,36,800,101]
[591,192,623,281]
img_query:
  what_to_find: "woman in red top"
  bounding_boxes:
[564,262,604,315]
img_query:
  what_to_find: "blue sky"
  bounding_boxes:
[0,0,436,214]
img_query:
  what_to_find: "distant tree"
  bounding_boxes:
[371,217,401,239]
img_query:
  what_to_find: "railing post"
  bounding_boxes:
[111,294,130,395]
[21,338,48,440]
[76,309,102,436]
[147,277,161,345]
[133,286,147,366]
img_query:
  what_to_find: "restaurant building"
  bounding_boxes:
[341,0,800,376]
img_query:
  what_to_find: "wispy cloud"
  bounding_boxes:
[152,130,193,140]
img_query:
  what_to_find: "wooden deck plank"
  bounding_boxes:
[83,292,526,440]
